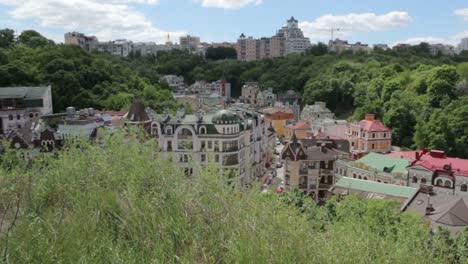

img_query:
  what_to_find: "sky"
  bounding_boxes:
[0,0,467,46]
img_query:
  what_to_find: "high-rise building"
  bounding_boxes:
[457,38,468,54]
[64,32,98,52]
[276,16,311,55]
[180,35,200,51]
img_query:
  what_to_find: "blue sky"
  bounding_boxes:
[0,0,467,46]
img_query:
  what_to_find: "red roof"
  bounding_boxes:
[357,119,390,132]
[388,150,468,177]
[286,121,310,130]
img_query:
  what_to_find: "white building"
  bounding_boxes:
[126,98,275,184]
[300,102,347,139]
[276,17,311,55]
[0,86,53,136]
[457,38,468,54]
[160,75,185,92]
[180,35,201,51]
[188,80,231,98]
[430,44,455,56]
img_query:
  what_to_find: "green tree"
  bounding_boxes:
[0,29,15,48]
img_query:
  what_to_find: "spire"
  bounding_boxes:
[291,129,298,152]
[165,33,172,45]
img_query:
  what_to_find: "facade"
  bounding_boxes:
[236,17,309,61]
[133,42,180,56]
[388,150,468,197]
[8,107,114,156]
[334,152,410,186]
[300,102,334,121]
[180,35,200,51]
[0,86,53,136]
[275,17,311,55]
[240,82,260,104]
[329,39,372,54]
[261,107,295,137]
[457,38,468,54]
[284,121,310,140]
[429,44,455,56]
[373,44,390,50]
[125,99,274,184]
[256,88,277,107]
[281,136,349,201]
[160,75,185,92]
[187,80,231,98]
[64,32,98,52]
[347,114,392,158]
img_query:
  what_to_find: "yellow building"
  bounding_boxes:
[261,107,295,137]
[284,121,311,140]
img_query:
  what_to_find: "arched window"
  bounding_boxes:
[412,176,418,183]
[353,173,356,178]
[29,113,34,118]
[436,179,443,186]
[444,180,452,188]
[358,175,362,180]
[462,184,468,192]
[363,177,368,180]
[165,126,173,135]
[199,126,207,134]
[421,178,427,184]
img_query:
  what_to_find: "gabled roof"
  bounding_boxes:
[334,177,417,198]
[355,152,409,174]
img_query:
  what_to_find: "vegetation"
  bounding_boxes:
[1,28,467,157]
[1,133,468,263]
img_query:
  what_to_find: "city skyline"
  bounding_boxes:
[0,0,468,46]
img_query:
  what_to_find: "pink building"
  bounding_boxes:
[347,114,392,158]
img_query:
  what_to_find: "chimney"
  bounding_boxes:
[425,204,434,215]
[365,114,375,121]
[415,151,420,160]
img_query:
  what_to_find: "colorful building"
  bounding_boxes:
[261,107,295,137]
[284,121,310,140]
[335,152,410,186]
[388,150,468,197]
[347,114,391,158]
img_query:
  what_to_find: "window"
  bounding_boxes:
[199,126,207,134]
[215,155,219,162]
[16,114,20,120]
[8,115,13,121]
[328,175,333,185]
[371,144,375,149]
[384,133,387,138]
[29,113,34,118]
[461,184,468,192]
[444,180,452,188]
[412,176,418,183]
[201,154,206,162]
[351,142,354,147]
[353,173,356,178]
[223,127,225,134]
[363,177,368,181]
[436,179,443,186]
[421,178,427,184]
[208,141,212,149]
[358,175,362,180]
[372,133,375,138]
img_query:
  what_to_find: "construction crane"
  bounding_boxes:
[316,27,350,42]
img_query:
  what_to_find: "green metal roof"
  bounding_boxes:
[335,177,417,198]
[0,86,49,99]
[355,152,409,174]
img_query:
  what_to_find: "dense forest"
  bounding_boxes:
[1,133,468,263]
[0,29,467,158]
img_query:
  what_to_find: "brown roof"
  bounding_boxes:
[127,97,150,122]
[261,107,293,115]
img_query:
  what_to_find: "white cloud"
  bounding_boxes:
[198,0,262,9]
[454,8,468,21]
[0,0,184,43]
[392,31,468,47]
[299,11,412,42]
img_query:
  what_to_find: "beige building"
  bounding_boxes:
[180,35,200,51]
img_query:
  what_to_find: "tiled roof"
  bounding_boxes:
[335,177,417,198]
[355,152,409,174]
[0,86,49,99]
[357,119,389,132]
[388,150,468,176]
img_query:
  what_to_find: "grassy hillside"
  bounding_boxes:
[1,133,468,263]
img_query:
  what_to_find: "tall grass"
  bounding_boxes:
[0,132,467,263]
